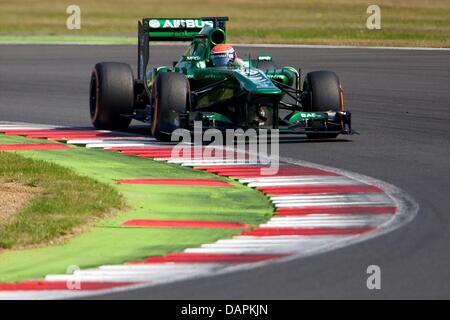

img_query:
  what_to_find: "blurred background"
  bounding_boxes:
[0,0,449,47]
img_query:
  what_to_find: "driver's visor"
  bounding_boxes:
[211,53,234,66]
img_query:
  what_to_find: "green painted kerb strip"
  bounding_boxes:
[0,134,273,283]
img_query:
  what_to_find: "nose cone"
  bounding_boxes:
[234,69,282,95]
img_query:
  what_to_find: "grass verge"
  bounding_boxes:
[0,134,272,283]
[0,152,123,249]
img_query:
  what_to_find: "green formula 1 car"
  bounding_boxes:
[89,16,352,141]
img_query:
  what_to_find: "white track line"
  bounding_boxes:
[199,236,349,249]
[0,126,53,130]
[180,161,261,166]
[0,291,88,300]
[184,237,348,254]
[98,263,227,271]
[219,234,342,242]
[270,193,391,202]
[275,201,392,208]
[85,142,165,148]
[165,157,251,164]
[66,138,155,145]
[260,214,392,228]
[46,265,217,283]
[0,121,61,128]
[0,126,61,130]
[245,176,360,187]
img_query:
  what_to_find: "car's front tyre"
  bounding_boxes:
[151,72,190,142]
[302,71,343,139]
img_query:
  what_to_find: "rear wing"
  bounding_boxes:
[143,17,227,41]
[138,17,228,79]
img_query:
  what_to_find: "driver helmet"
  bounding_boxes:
[210,44,236,67]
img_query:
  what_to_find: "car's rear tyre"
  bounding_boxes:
[90,62,134,130]
[151,72,190,141]
[303,71,343,139]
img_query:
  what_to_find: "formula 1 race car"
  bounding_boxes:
[89,16,352,141]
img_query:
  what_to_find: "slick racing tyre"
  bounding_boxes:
[303,71,343,139]
[90,62,134,130]
[151,72,190,142]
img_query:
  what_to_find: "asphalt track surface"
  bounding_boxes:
[0,44,449,299]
